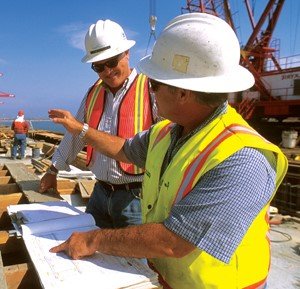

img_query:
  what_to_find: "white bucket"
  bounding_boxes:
[281,130,298,148]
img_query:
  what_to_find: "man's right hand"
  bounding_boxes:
[39,172,58,194]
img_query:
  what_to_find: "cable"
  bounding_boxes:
[145,0,157,56]
[270,228,292,243]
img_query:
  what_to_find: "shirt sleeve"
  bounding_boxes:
[52,95,87,171]
[163,147,276,264]
[123,127,152,169]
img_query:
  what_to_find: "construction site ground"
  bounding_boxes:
[0,132,299,288]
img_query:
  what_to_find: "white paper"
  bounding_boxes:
[21,213,96,235]
[7,201,83,223]
[23,227,158,289]
[9,201,159,289]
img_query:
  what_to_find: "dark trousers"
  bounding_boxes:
[85,182,142,228]
[11,134,27,158]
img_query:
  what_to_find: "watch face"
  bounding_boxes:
[79,123,89,139]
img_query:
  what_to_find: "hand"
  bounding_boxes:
[48,109,83,135]
[50,230,98,259]
[39,173,58,193]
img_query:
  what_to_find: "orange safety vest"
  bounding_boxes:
[85,74,154,174]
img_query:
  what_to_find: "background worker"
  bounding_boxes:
[11,109,30,160]
[39,19,157,228]
[48,13,287,289]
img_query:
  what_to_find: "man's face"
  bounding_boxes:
[149,79,180,120]
[92,51,131,90]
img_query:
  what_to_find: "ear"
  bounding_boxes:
[178,88,191,104]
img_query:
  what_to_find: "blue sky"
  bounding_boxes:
[0,0,299,119]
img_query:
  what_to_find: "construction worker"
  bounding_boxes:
[11,109,30,160]
[48,13,287,289]
[39,19,157,228]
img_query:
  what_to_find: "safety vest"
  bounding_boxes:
[142,106,287,289]
[85,74,153,174]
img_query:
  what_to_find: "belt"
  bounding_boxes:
[97,180,142,192]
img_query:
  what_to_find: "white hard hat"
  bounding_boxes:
[138,13,254,93]
[82,19,135,63]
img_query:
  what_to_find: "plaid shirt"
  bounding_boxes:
[123,102,276,263]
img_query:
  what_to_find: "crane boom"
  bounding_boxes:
[182,0,300,120]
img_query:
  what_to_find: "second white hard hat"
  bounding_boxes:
[138,13,254,93]
[82,19,135,63]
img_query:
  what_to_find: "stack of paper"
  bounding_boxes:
[7,201,160,289]
[57,165,96,179]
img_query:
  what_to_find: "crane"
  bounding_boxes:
[0,72,15,98]
[182,0,300,121]
[145,0,157,55]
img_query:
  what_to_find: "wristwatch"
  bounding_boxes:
[46,166,58,176]
[79,123,89,139]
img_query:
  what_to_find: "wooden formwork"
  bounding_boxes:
[0,163,85,289]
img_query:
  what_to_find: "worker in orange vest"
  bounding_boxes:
[11,110,30,160]
[39,19,158,229]
[48,13,287,289]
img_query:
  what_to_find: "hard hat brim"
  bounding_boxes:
[82,40,135,63]
[138,55,255,93]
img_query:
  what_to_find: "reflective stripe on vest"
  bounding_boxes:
[174,123,271,204]
[85,74,153,173]
[151,122,173,151]
[85,79,105,166]
[243,278,267,289]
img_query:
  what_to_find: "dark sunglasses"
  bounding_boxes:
[149,78,166,92]
[91,53,125,73]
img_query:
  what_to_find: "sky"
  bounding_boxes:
[0,0,299,119]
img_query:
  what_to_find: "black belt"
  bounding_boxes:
[97,180,142,192]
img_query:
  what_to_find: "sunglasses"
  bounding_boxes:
[91,53,125,73]
[149,78,166,92]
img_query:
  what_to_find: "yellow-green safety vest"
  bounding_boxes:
[142,106,287,289]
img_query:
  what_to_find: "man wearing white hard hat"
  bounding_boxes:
[48,13,287,289]
[40,19,157,228]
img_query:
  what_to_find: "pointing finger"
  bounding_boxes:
[49,241,68,253]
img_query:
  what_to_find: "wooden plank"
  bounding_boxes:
[0,193,25,229]
[41,143,57,157]
[0,251,8,289]
[57,180,76,190]
[0,171,9,177]
[0,193,24,213]
[4,262,42,289]
[0,177,13,185]
[0,232,24,255]
[5,163,62,203]
[57,188,76,195]
[4,163,40,182]
[0,184,20,194]
[78,179,96,198]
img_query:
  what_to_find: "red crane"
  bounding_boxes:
[182,0,300,121]
[0,72,15,98]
